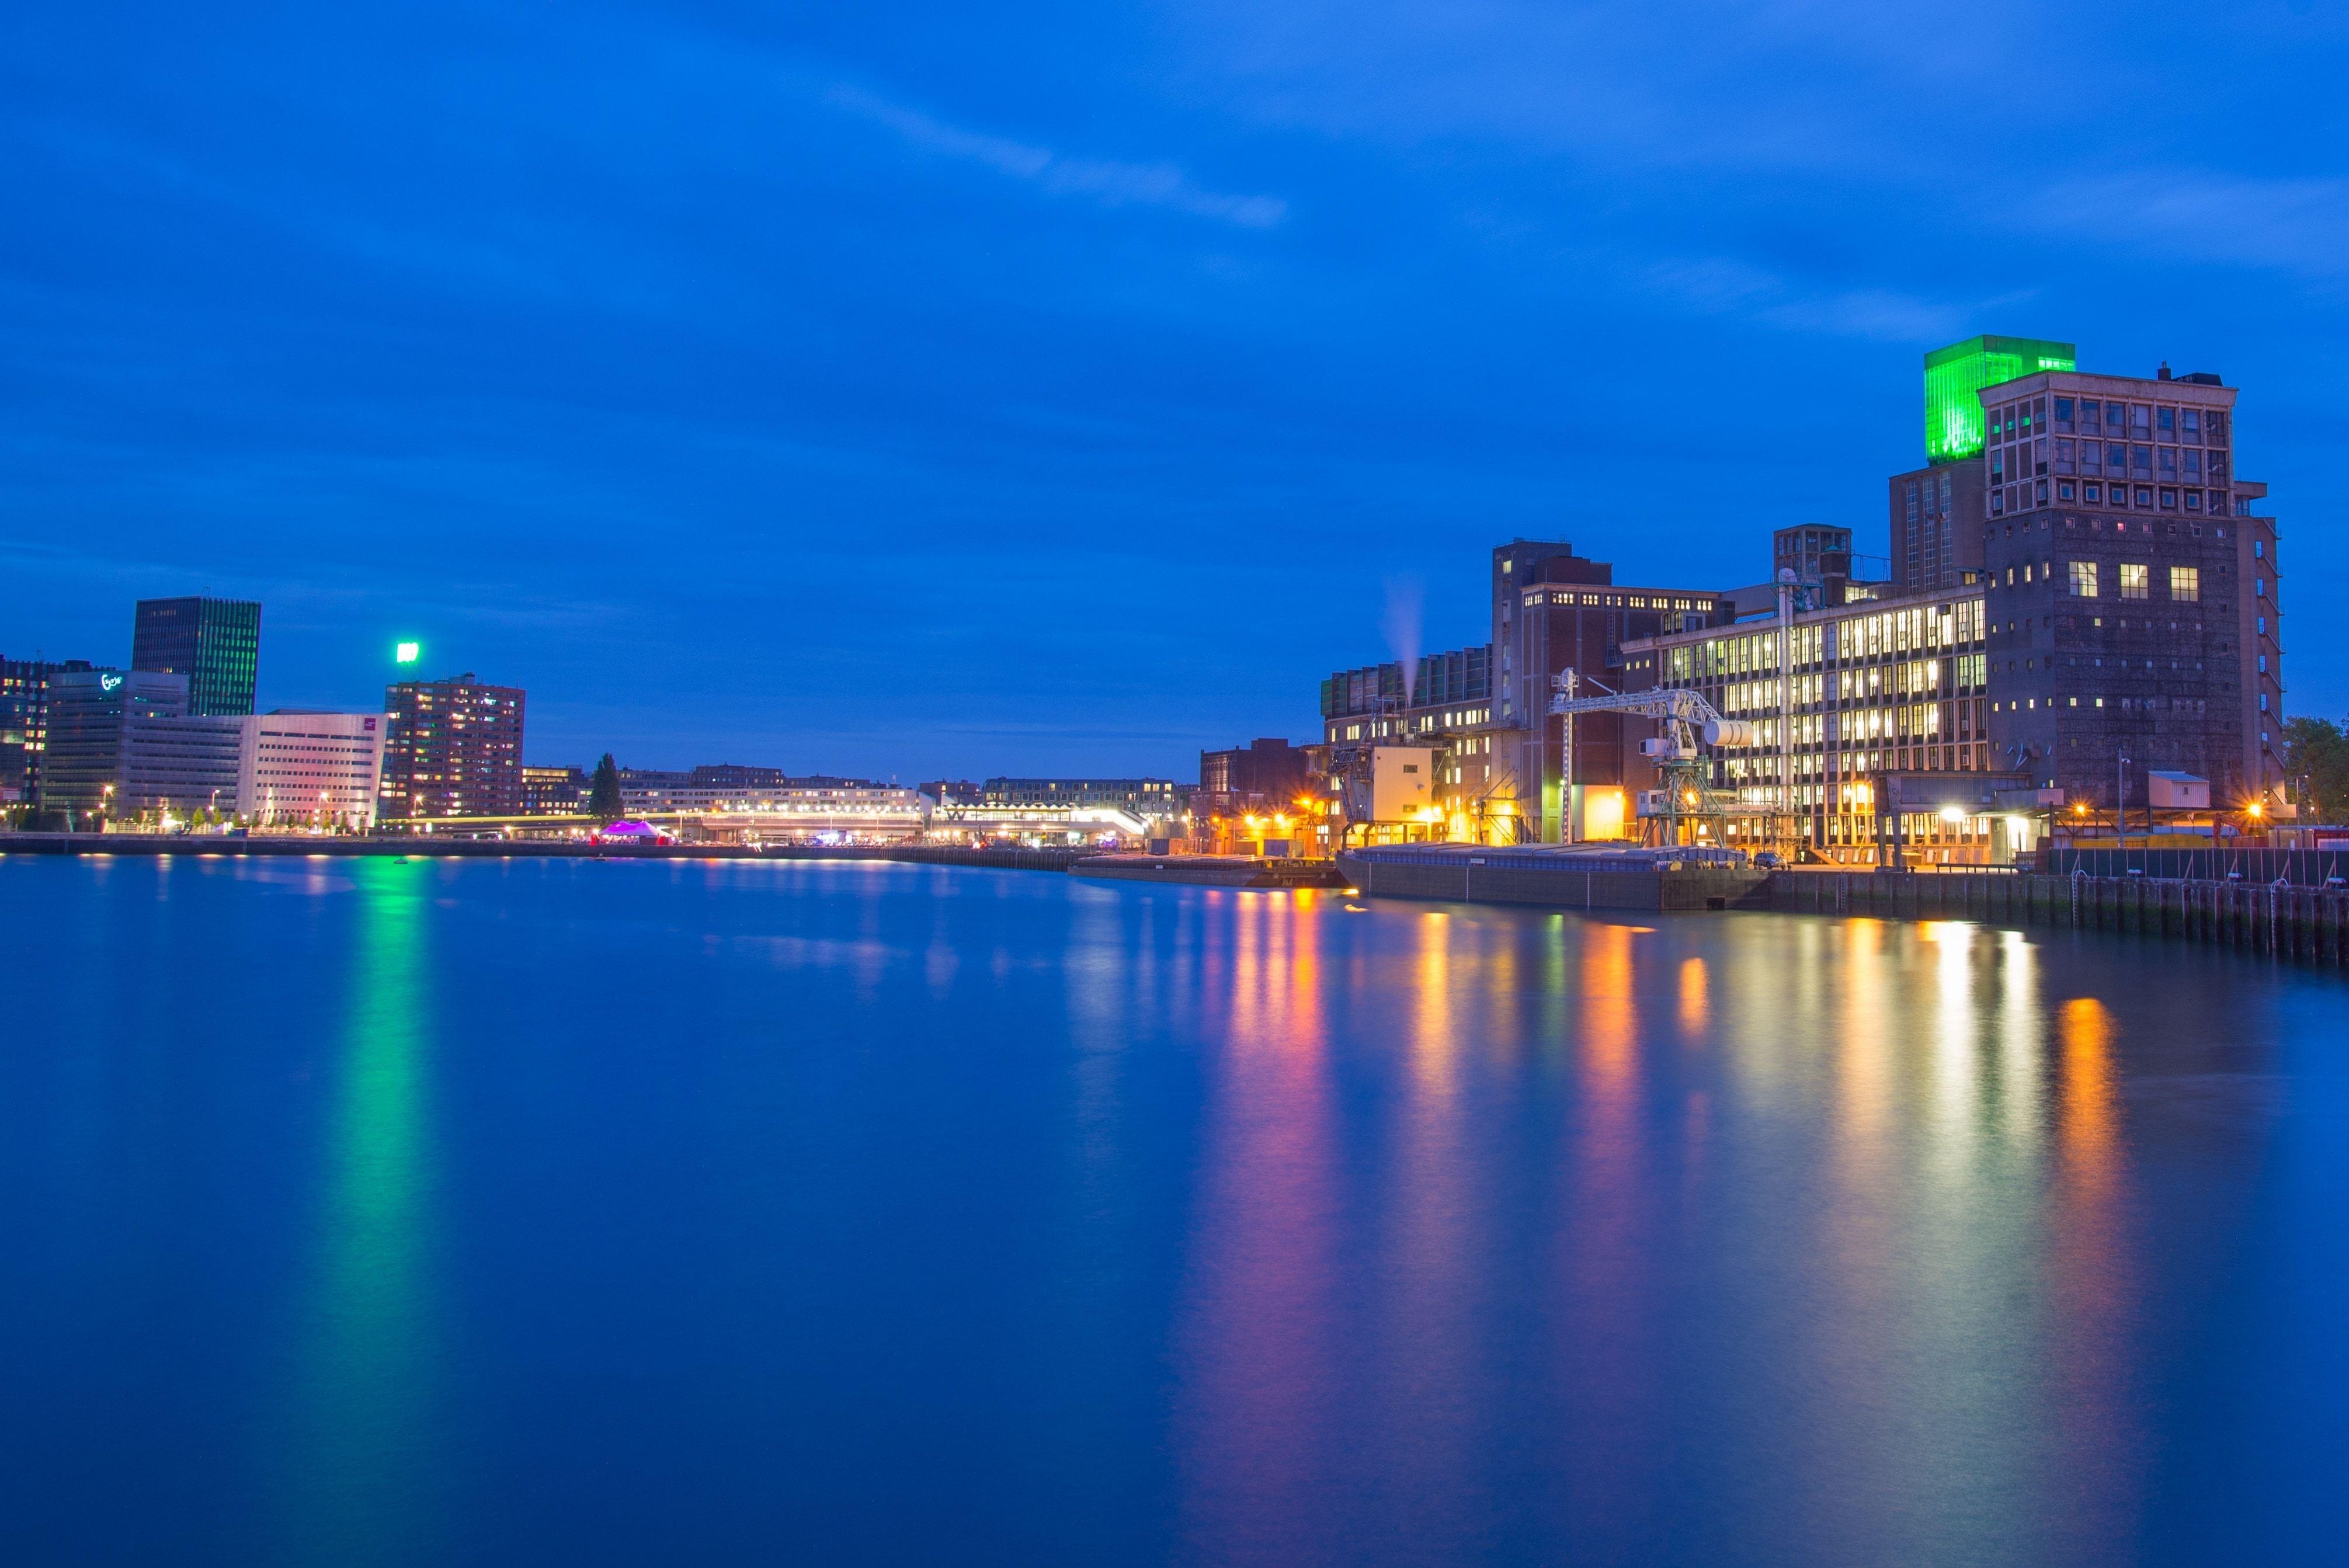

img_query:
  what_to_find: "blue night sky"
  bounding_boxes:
[4,3,2344,778]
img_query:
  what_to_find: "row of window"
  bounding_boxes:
[1991,395,2226,445]
[2055,562,2200,601]
[1994,480,2228,515]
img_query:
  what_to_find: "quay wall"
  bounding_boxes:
[1772,869,2349,965]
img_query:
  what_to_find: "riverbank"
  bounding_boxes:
[0,833,1086,872]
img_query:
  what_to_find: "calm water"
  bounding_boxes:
[2,856,2344,1565]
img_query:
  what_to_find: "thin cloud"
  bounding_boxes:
[2029,171,2349,281]
[827,85,1286,229]
[1637,256,1965,343]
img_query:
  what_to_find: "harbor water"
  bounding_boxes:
[2,855,2344,1564]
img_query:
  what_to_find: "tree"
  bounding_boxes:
[588,753,624,819]
[2281,717,2349,824]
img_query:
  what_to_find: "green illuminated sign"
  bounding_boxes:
[395,641,420,665]
[1923,335,2076,464]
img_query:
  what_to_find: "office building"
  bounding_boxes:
[380,672,525,820]
[131,597,262,716]
[1624,588,1999,862]
[40,668,188,826]
[1,655,92,805]
[240,712,389,828]
[118,715,245,820]
[119,710,389,829]
[1974,360,2280,805]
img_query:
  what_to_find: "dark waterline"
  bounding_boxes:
[3,856,2344,1565]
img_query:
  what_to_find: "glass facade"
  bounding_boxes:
[131,597,262,717]
[1923,335,2077,465]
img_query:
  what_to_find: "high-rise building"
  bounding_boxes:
[379,672,525,820]
[131,597,261,716]
[39,668,189,826]
[1,655,92,805]
[1976,361,2281,804]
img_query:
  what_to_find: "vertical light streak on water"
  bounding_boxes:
[2041,993,2140,1546]
[1996,930,2047,1153]
[1174,891,1337,1563]
[1365,908,1479,1537]
[1551,920,1659,1535]
[274,859,442,1564]
[1676,955,1709,1039]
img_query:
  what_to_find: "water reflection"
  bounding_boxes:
[1174,891,1339,1562]
[276,861,442,1562]
[1167,895,2239,1562]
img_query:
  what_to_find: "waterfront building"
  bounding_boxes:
[1973,360,2282,805]
[1189,739,1319,850]
[118,715,244,822]
[1622,589,2000,863]
[117,710,387,829]
[1491,542,1738,842]
[1,655,92,806]
[688,763,787,793]
[522,764,589,815]
[380,672,525,820]
[130,597,262,716]
[39,668,188,827]
[979,778,1184,823]
[1321,649,1497,840]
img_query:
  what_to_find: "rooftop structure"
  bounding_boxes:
[1923,335,2076,465]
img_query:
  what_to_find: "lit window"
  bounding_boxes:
[2119,564,2148,600]
[2069,561,2098,597]
[2170,566,2199,602]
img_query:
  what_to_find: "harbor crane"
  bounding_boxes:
[1548,673,1780,850]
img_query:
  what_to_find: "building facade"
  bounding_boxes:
[1,655,92,806]
[119,711,388,829]
[131,597,261,716]
[1493,543,1738,842]
[1887,463,1987,594]
[1972,363,2281,806]
[380,672,526,820]
[39,668,189,826]
[522,764,590,815]
[1624,590,1999,861]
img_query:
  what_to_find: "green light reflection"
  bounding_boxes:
[277,859,443,1563]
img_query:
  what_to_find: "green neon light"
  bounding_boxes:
[395,641,420,665]
[1922,335,2077,464]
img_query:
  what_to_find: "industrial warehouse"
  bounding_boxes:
[1308,333,2289,865]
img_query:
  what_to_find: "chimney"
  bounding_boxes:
[2157,361,2173,380]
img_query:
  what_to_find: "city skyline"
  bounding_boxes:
[2,5,2343,779]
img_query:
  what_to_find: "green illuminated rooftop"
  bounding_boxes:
[1923,335,2076,464]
